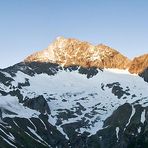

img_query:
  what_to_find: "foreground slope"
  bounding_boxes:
[0,62,148,148]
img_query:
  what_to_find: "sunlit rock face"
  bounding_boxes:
[25,36,130,69]
[129,54,148,74]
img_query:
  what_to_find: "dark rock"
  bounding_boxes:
[139,68,148,82]
[106,82,130,99]
[1,116,69,148]
[78,67,99,78]
[0,71,14,86]
[23,95,51,114]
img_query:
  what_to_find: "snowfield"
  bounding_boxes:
[0,68,148,139]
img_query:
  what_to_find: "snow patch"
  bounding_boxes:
[116,127,119,142]
[124,105,136,131]
[141,109,146,124]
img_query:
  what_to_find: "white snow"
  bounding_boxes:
[116,127,120,142]
[13,120,19,127]
[141,109,146,124]
[39,118,47,130]
[28,127,43,141]
[0,68,148,138]
[124,105,136,131]
[27,127,50,146]
[0,128,15,142]
[0,95,40,119]
[138,127,141,133]
[28,119,37,132]
[104,68,131,74]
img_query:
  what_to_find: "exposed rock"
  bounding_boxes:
[0,116,69,148]
[23,95,51,114]
[106,82,130,99]
[139,68,148,82]
[24,37,148,75]
[25,37,130,69]
[129,54,148,74]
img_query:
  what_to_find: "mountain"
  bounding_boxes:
[129,54,148,74]
[25,37,130,69]
[0,37,148,148]
[25,37,148,74]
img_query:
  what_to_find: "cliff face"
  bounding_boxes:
[25,37,130,69]
[129,54,148,74]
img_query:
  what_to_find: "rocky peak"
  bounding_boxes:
[25,37,130,69]
[129,54,148,74]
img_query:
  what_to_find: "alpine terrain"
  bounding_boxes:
[0,37,148,148]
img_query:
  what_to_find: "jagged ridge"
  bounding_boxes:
[25,36,148,74]
[25,37,131,69]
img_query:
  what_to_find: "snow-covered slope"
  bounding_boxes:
[0,62,148,148]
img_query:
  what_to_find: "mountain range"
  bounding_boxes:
[0,37,148,148]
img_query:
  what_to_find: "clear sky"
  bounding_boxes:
[0,0,148,68]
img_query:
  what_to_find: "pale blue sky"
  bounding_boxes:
[0,0,148,68]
